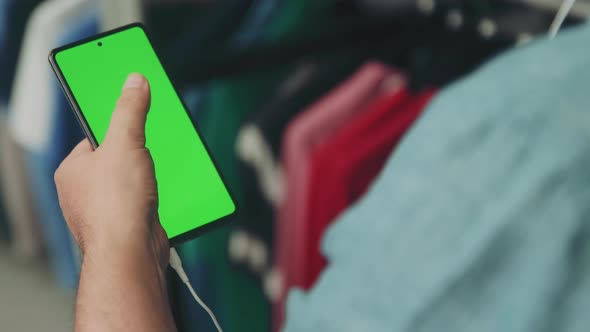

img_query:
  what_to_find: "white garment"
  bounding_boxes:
[7,0,95,152]
[99,0,143,31]
[3,0,95,261]
[0,111,40,259]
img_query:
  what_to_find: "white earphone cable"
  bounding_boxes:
[548,0,578,38]
[169,248,223,332]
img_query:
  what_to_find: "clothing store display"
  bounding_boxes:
[264,0,336,41]
[9,0,94,153]
[232,55,367,279]
[289,83,410,289]
[305,89,436,288]
[277,64,406,286]
[0,110,10,243]
[0,0,42,104]
[98,0,142,31]
[0,113,40,257]
[1,2,588,331]
[284,22,590,332]
[160,0,254,68]
[230,0,283,48]
[0,0,43,253]
[8,0,98,288]
[179,71,285,332]
[272,63,403,329]
[171,2,304,330]
[275,63,400,279]
[177,2,345,330]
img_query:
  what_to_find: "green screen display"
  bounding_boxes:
[51,24,235,242]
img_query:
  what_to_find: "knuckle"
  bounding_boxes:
[54,165,64,184]
[123,127,147,144]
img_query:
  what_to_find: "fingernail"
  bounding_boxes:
[124,73,146,89]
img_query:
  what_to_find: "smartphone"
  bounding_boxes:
[49,23,236,245]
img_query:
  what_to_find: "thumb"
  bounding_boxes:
[104,73,151,148]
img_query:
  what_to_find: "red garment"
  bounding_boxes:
[274,63,404,331]
[277,65,402,286]
[303,89,437,287]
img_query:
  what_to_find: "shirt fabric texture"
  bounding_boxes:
[284,23,590,332]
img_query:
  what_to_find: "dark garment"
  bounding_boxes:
[230,0,284,48]
[151,0,256,86]
[0,117,8,242]
[179,70,289,332]
[0,0,43,105]
[231,55,364,282]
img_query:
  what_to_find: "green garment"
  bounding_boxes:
[177,0,338,330]
[265,0,336,41]
[180,70,289,332]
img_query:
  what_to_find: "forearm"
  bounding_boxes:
[74,239,177,332]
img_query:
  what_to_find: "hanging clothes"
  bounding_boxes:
[280,68,409,288]
[0,113,40,255]
[283,22,590,332]
[232,54,366,281]
[272,62,403,329]
[305,88,436,288]
[98,0,142,31]
[174,2,299,331]
[0,110,10,243]
[0,0,43,104]
[229,0,283,48]
[176,1,347,330]
[0,0,44,256]
[178,71,286,332]
[8,0,99,288]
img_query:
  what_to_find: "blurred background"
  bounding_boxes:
[2,0,590,331]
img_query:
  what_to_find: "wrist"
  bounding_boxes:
[81,229,167,284]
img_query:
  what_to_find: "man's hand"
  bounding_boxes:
[55,73,176,332]
[55,72,168,269]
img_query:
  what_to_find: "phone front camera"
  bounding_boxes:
[98,42,103,47]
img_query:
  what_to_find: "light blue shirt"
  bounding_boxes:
[285,23,590,332]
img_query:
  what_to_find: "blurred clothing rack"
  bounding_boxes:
[2,2,590,332]
[100,0,143,30]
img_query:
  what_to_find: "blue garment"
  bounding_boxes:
[173,0,281,124]
[181,84,210,124]
[284,23,590,332]
[25,10,98,289]
[176,261,220,331]
[230,0,282,48]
